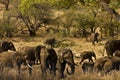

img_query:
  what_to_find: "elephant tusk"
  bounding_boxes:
[27,64,32,69]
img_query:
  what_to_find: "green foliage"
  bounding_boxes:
[19,0,57,15]
[0,20,15,37]
[54,0,76,9]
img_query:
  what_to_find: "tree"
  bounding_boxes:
[18,1,53,36]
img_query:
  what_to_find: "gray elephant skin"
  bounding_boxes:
[23,45,57,78]
[80,51,96,64]
[22,45,45,74]
[94,56,120,73]
[44,38,56,48]
[39,47,57,79]
[81,61,94,73]
[104,40,120,57]
[56,48,75,78]
[0,51,24,73]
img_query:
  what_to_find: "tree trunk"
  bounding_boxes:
[4,0,9,10]
[99,0,120,21]
[29,29,36,36]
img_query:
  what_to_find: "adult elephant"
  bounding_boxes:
[23,45,57,77]
[22,45,45,74]
[39,47,57,79]
[56,48,75,78]
[91,32,99,45]
[0,41,16,53]
[0,51,24,74]
[104,40,120,57]
[80,51,96,64]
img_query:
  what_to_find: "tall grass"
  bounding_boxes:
[1,65,120,80]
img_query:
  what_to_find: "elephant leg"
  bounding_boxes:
[50,63,56,76]
[17,64,21,74]
[27,61,33,75]
[28,65,32,75]
[89,58,93,62]
[60,62,66,78]
[80,58,84,64]
[40,65,47,80]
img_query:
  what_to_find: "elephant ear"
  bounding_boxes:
[9,42,16,51]
[1,41,9,51]
[58,53,64,63]
[62,49,72,58]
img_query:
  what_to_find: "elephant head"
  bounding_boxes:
[57,48,75,78]
[90,51,96,60]
[62,49,75,74]
[104,40,120,57]
[1,41,16,52]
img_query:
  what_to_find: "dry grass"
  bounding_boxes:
[0,37,120,80]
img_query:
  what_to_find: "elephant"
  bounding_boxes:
[94,56,120,74]
[91,32,99,45]
[21,45,45,74]
[23,45,57,77]
[103,57,120,73]
[44,38,56,48]
[0,41,16,53]
[81,61,94,73]
[0,51,24,74]
[94,56,109,72]
[79,51,96,64]
[22,45,45,65]
[104,40,120,57]
[39,47,57,79]
[56,48,75,78]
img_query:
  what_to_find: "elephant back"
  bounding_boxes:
[94,57,109,71]
[105,40,120,57]
[0,51,23,68]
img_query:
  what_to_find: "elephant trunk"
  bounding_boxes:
[11,45,16,51]
[66,63,75,75]
[94,55,96,60]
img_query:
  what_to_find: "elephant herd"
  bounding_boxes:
[0,39,120,79]
[81,39,120,74]
[0,41,75,79]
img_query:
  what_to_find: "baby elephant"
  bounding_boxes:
[81,61,94,73]
[80,51,96,64]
